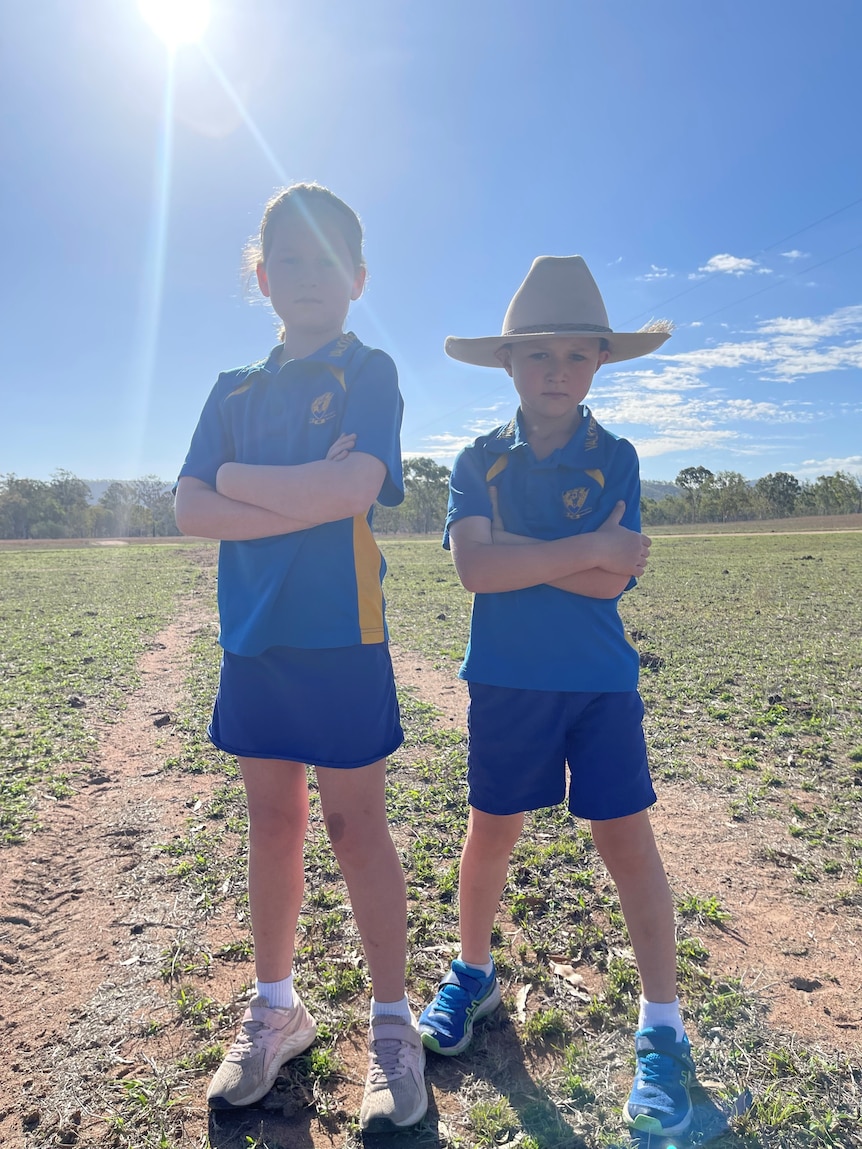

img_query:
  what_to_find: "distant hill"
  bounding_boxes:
[641,480,681,501]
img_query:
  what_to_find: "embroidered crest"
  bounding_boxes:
[310,392,336,424]
[584,414,599,450]
[562,487,592,519]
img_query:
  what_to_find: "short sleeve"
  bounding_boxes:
[603,437,641,592]
[342,351,404,507]
[442,446,494,550]
[177,376,234,488]
[606,438,641,533]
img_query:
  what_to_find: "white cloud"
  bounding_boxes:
[756,305,862,340]
[794,456,862,478]
[781,249,809,260]
[698,253,761,276]
[638,264,673,281]
[632,430,740,458]
[689,321,703,327]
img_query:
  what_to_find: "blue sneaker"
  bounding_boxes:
[418,959,502,1056]
[623,1026,695,1136]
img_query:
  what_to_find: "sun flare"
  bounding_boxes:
[139,0,210,48]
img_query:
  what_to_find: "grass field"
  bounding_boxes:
[1,529,860,1148]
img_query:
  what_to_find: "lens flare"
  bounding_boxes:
[139,0,210,48]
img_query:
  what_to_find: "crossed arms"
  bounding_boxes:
[174,433,383,541]
[449,489,650,600]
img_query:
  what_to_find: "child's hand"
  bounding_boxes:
[595,501,651,576]
[326,432,356,462]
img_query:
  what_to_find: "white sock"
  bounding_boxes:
[370,995,414,1024]
[639,995,685,1042]
[256,974,294,1010]
[459,953,494,977]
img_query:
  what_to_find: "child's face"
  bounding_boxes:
[256,209,366,343]
[497,337,609,425]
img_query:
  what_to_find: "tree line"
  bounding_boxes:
[1,462,859,540]
[642,467,862,526]
[0,472,179,540]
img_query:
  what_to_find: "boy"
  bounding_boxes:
[418,256,695,1137]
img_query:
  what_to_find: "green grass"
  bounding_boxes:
[6,532,862,1147]
[0,544,206,842]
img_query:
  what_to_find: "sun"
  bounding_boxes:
[139,0,210,48]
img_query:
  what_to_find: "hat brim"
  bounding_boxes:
[445,329,671,368]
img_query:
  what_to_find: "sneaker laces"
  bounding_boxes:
[637,1048,682,1088]
[368,1036,410,1081]
[227,1019,266,1061]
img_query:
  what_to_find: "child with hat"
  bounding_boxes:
[418,256,696,1137]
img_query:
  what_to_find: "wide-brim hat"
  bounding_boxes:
[445,255,672,367]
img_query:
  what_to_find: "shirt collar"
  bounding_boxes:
[485,406,606,465]
[263,331,361,375]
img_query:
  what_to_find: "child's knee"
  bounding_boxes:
[466,808,524,853]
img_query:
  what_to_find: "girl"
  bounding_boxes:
[175,184,426,1132]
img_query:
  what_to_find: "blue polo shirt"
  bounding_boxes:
[444,407,641,692]
[179,332,404,656]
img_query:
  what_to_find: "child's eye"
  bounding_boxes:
[528,351,548,360]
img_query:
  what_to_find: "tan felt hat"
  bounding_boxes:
[445,255,672,367]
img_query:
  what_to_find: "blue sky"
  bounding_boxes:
[2,0,861,484]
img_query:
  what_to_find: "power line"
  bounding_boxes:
[688,239,862,324]
[620,192,862,325]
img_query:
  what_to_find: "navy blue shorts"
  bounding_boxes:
[466,684,655,820]
[208,644,404,769]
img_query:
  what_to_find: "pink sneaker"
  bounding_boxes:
[206,993,317,1108]
[360,1015,428,1130]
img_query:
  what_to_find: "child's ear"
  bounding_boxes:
[495,346,514,377]
[256,262,271,299]
[595,347,611,371]
[350,266,367,301]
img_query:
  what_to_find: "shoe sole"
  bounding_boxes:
[207,1024,318,1109]
[623,1101,693,1138]
[420,981,502,1056]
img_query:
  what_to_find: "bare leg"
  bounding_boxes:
[590,810,677,1002]
[458,807,524,966]
[239,757,309,982]
[315,760,407,1003]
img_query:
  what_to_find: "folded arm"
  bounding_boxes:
[174,476,319,540]
[449,502,649,595]
[215,449,385,524]
[488,525,631,599]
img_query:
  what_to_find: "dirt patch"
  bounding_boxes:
[0,600,220,1147]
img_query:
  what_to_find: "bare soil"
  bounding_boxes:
[1,602,859,1148]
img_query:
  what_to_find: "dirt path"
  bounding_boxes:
[1,615,858,1147]
[0,601,219,1147]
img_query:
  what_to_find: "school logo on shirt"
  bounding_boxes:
[562,487,592,519]
[310,392,337,424]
